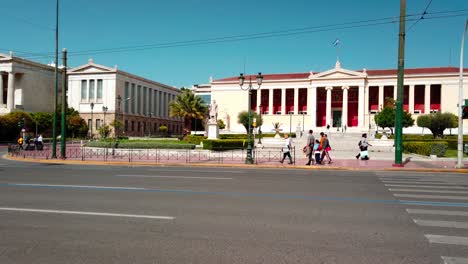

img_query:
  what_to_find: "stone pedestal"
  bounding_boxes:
[207,121,219,139]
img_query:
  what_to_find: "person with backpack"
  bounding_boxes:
[305,130,315,165]
[313,139,322,164]
[356,133,371,160]
[320,134,332,164]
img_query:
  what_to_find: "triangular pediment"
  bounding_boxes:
[0,53,11,60]
[69,60,116,74]
[311,68,366,79]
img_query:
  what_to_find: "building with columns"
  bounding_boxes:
[67,59,183,137]
[193,60,468,133]
[0,52,63,114]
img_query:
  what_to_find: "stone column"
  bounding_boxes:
[0,72,3,105]
[358,85,365,128]
[268,89,273,115]
[256,89,261,113]
[281,88,286,114]
[293,88,299,114]
[309,87,317,128]
[325,87,333,127]
[409,85,415,114]
[378,85,384,110]
[424,84,431,114]
[6,72,15,110]
[341,86,349,128]
[393,85,397,100]
[364,84,369,128]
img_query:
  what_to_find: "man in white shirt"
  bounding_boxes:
[279,134,293,164]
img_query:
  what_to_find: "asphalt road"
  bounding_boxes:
[1,154,468,263]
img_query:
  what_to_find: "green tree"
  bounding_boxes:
[0,111,34,141]
[98,124,111,139]
[417,112,458,138]
[237,111,263,133]
[217,119,226,129]
[110,120,122,138]
[374,106,414,134]
[67,115,88,138]
[169,90,207,132]
[30,112,53,134]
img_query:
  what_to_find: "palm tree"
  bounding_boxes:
[170,90,207,132]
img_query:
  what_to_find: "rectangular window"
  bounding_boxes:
[89,80,95,101]
[96,119,101,129]
[143,87,147,116]
[97,79,103,101]
[131,84,135,114]
[131,121,135,131]
[137,121,140,132]
[124,82,129,113]
[81,80,87,101]
[125,120,129,132]
[88,119,92,130]
[137,85,142,114]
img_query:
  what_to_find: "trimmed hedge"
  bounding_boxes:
[219,133,296,139]
[185,135,207,145]
[87,141,196,149]
[202,139,246,150]
[403,141,448,156]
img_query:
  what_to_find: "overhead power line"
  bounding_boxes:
[407,0,434,31]
[10,8,468,61]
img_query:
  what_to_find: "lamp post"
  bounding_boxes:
[102,106,108,125]
[90,102,94,140]
[258,104,263,144]
[239,72,263,164]
[457,19,468,169]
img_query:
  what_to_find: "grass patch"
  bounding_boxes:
[443,149,468,158]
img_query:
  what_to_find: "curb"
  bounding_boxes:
[4,154,468,173]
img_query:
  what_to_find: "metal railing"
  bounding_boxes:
[8,143,297,165]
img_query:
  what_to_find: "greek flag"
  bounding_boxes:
[333,39,340,47]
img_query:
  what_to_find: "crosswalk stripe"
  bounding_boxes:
[441,256,468,264]
[389,188,468,194]
[394,194,468,201]
[414,219,468,229]
[382,181,451,185]
[407,209,468,216]
[425,234,468,246]
[385,184,468,190]
[381,178,446,182]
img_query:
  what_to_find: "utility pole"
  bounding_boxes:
[60,48,67,159]
[457,19,468,169]
[393,0,406,167]
[51,0,59,159]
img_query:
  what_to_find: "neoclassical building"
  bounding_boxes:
[0,52,63,114]
[192,61,468,133]
[67,59,183,137]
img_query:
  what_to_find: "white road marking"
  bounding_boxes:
[5,183,146,190]
[116,174,233,180]
[385,184,468,190]
[389,188,468,194]
[148,168,244,174]
[414,219,468,229]
[0,207,174,220]
[442,256,468,264]
[394,194,468,200]
[381,181,450,185]
[425,234,468,246]
[407,209,468,216]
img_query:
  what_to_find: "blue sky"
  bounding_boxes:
[1,0,467,87]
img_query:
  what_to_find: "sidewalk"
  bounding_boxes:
[5,145,468,172]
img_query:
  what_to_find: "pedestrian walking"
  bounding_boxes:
[280,134,293,164]
[313,139,322,164]
[356,133,371,160]
[17,137,23,150]
[320,134,332,164]
[305,130,315,165]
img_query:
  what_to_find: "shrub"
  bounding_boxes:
[159,125,168,133]
[417,112,458,138]
[86,141,195,149]
[217,119,226,129]
[374,106,414,134]
[431,143,448,157]
[202,139,246,150]
[403,141,448,156]
[185,135,207,145]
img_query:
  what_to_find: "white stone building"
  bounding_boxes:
[192,60,468,133]
[67,59,183,137]
[0,52,62,114]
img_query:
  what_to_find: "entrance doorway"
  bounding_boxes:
[332,110,342,127]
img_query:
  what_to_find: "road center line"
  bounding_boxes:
[385,184,468,190]
[115,174,233,180]
[0,207,174,220]
[147,169,244,174]
[3,183,146,190]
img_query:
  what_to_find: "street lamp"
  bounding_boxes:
[102,106,108,125]
[90,102,94,140]
[239,72,263,164]
[457,19,468,169]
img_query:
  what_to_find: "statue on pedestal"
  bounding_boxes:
[208,100,218,124]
